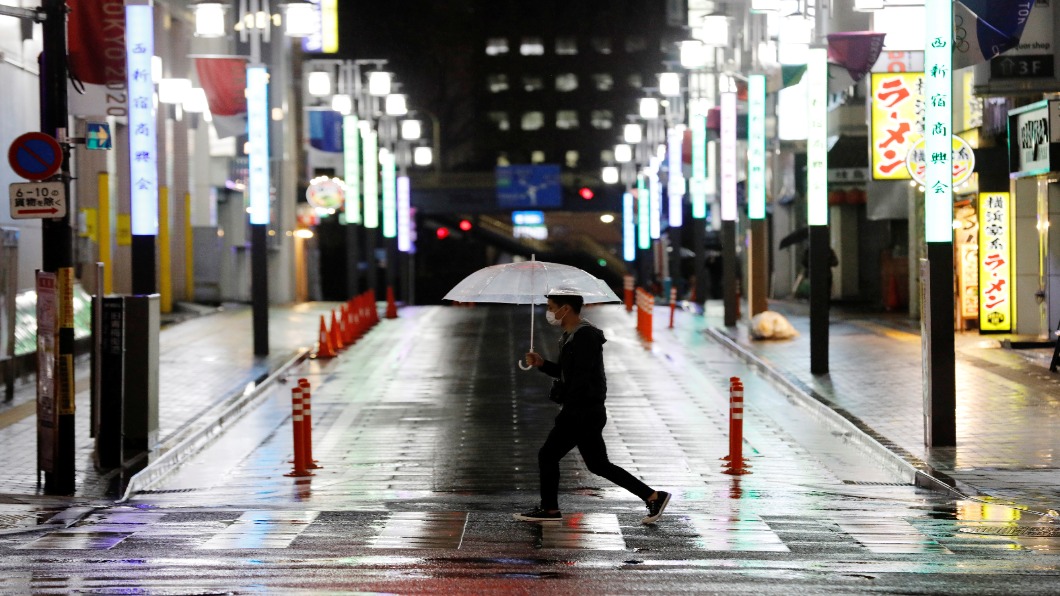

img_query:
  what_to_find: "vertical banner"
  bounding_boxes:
[35,271,57,474]
[246,65,270,225]
[667,126,685,227]
[978,192,1012,332]
[720,91,737,222]
[57,268,74,417]
[195,58,249,139]
[68,0,127,117]
[690,113,707,219]
[397,176,411,252]
[623,192,636,261]
[869,72,925,180]
[362,130,379,229]
[806,47,829,226]
[747,74,767,220]
[924,0,953,242]
[637,176,650,250]
[125,4,158,236]
[381,149,397,238]
[649,160,661,240]
[343,115,362,224]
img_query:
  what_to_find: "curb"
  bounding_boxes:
[118,348,311,502]
[704,326,976,496]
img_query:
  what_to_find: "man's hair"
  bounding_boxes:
[547,293,583,313]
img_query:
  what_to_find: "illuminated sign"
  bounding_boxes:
[690,113,707,219]
[305,176,345,211]
[126,4,157,235]
[924,0,952,243]
[511,211,544,226]
[906,135,975,189]
[870,72,924,180]
[637,176,650,250]
[381,149,397,238]
[649,157,661,239]
[302,0,339,54]
[362,128,379,228]
[623,192,635,261]
[747,74,766,220]
[246,65,270,225]
[397,176,411,252]
[978,192,1011,332]
[342,115,361,224]
[720,91,736,221]
[1009,101,1058,176]
[667,126,685,227]
[806,47,828,226]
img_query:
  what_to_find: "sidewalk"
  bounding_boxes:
[695,299,1060,515]
[0,302,341,500]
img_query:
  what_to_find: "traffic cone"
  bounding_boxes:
[342,303,355,345]
[386,286,398,319]
[314,315,337,359]
[330,309,345,351]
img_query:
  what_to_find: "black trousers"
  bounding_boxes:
[538,407,654,510]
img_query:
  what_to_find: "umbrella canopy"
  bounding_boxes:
[444,260,620,305]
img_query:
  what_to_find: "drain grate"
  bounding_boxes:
[842,481,910,486]
[960,526,1060,537]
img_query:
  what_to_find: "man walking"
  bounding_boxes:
[515,291,670,524]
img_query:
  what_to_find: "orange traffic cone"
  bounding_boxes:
[386,286,398,319]
[330,310,345,351]
[315,315,337,358]
[342,303,355,345]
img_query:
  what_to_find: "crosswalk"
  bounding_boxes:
[9,508,1051,555]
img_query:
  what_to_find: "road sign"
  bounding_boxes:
[86,122,112,150]
[9,181,67,219]
[990,55,1055,79]
[7,132,63,181]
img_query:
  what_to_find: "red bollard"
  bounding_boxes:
[385,286,398,319]
[669,287,677,329]
[299,378,320,469]
[624,275,634,313]
[330,309,345,351]
[285,386,313,477]
[723,377,751,475]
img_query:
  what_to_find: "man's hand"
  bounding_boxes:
[524,351,544,367]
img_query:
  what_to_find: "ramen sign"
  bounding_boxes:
[905,135,975,189]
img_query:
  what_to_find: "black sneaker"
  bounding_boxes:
[513,507,562,522]
[641,491,671,524]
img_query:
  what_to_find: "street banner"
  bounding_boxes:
[194,58,248,139]
[308,111,344,152]
[954,0,1038,69]
[827,32,887,83]
[67,0,127,117]
[869,72,924,180]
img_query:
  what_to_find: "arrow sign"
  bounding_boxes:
[9,181,67,219]
[8,132,63,181]
[86,122,112,150]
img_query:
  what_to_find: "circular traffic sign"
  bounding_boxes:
[8,132,63,181]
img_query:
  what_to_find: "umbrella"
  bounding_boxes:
[778,227,809,250]
[444,255,620,369]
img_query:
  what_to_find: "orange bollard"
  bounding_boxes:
[342,303,355,345]
[330,309,345,351]
[669,287,677,329]
[624,275,634,313]
[299,378,320,469]
[644,292,654,343]
[385,286,398,319]
[723,378,751,475]
[284,386,313,477]
[315,315,337,359]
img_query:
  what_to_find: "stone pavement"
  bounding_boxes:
[0,302,341,499]
[699,299,1060,516]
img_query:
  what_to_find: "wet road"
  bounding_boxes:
[2,305,1059,594]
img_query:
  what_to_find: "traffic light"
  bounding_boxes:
[579,187,595,200]
[436,227,450,240]
[459,219,473,231]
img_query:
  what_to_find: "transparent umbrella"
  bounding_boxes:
[444,255,620,369]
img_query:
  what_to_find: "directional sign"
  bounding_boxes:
[86,122,112,150]
[990,55,1055,79]
[9,181,67,219]
[8,132,63,181]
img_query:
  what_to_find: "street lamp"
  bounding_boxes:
[194,2,227,37]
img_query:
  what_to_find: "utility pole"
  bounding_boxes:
[40,0,75,494]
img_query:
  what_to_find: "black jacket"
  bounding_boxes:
[539,321,607,409]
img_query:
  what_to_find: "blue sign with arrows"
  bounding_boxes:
[86,122,112,150]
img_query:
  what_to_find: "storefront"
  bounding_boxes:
[1007,100,1060,338]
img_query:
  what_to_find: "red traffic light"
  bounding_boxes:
[459,219,473,231]
[579,187,595,200]
[436,227,450,239]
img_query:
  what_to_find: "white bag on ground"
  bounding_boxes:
[750,311,799,340]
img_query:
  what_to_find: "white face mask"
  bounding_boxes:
[545,308,563,326]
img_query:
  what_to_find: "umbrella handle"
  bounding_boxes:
[518,359,533,371]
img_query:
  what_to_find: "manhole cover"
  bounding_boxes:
[959,526,1060,537]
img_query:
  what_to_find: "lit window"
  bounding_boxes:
[522,76,544,92]
[600,149,614,163]
[520,37,545,55]
[489,111,510,131]
[556,110,579,130]
[565,150,579,168]
[488,74,509,93]
[625,35,647,52]
[531,150,546,164]
[497,153,511,166]
[627,73,643,88]
[591,37,611,54]
[555,73,578,92]
[556,36,578,55]
[522,111,545,130]
[486,38,509,56]
[591,110,613,129]
[593,73,613,91]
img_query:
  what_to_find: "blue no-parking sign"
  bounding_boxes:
[8,132,63,181]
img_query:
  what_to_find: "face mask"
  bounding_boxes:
[546,308,563,326]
